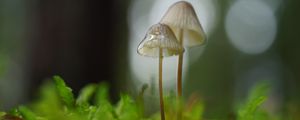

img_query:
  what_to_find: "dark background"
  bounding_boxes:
[26,0,130,100]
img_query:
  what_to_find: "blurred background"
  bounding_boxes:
[0,0,299,119]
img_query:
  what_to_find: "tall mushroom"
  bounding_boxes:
[160,1,206,98]
[137,23,184,120]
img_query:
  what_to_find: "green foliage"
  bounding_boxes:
[115,94,140,120]
[163,92,204,120]
[18,106,39,120]
[0,112,5,118]
[53,76,75,108]
[238,81,270,120]
[76,84,97,106]
[94,83,110,105]
[0,76,271,120]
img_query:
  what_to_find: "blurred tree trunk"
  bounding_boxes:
[26,0,129,102]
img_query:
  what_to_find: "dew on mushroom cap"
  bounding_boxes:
[137,23,184,58]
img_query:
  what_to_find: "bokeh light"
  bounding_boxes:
[225,0,277,54]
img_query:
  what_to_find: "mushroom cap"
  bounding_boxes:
[137,23,184,57]
[160,1,206,47]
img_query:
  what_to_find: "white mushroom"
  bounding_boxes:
[137,23,184,120]
[160,1,206,47]
[160,1,206,99]
[137,23,184,57]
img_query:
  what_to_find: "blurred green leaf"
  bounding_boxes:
[89,83,116,120]
[53,76,75,108]
[9,108,22,117]
[248,81,270,101]
[31,80,64,120]
[238,96,267,120]
[238,81,270,120]
[255,109,271,120]
[184,101,204,120]
[91,102,115,120]
[0,112,5,117]
[18,106,38,120]
[94,83,109,106]
[115,94,140,120]
[76,84,97,106]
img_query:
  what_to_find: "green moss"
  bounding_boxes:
[0,76,272,120]
[0,112,5,117]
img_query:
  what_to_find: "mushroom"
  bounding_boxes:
[160,1,206,97]
[137,23,184,120]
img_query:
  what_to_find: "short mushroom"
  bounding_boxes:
[138,23,185,57]
[160,1,206,97]
[137,23,184,120]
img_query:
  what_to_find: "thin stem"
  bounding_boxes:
[159,48,165,120]
[177,29,184,97]
[177,29,184,120]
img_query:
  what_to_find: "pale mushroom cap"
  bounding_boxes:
[160,1,206,47]
[137,23,184,57]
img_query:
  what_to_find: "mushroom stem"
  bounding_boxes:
[159,48,165,120]
[177,29,184,120]
[177,29,184,97]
